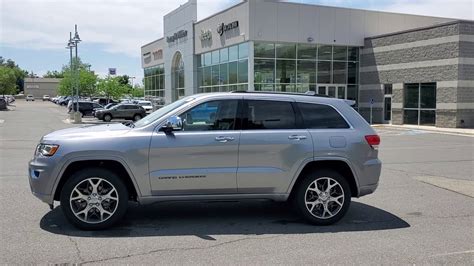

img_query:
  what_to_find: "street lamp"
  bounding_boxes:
[72,24,81,123]
[66,32,75,120]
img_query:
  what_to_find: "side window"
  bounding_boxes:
[297,103,349,129]
[179,100,238,131]
[244,100,296,130]
[93,103,101,108]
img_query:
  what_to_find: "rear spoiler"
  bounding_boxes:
[344,99,356,106]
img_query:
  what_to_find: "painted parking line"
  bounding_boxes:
[414,176,474,198]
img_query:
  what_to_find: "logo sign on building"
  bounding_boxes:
[217,21,239,36]
[166,30,188,43]
[153,49,163,60]
[108,68,117,75]
[200,29,212,41]
[26,84,40,89]
[143,52,151,64]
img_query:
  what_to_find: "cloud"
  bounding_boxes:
[1,0,238,57]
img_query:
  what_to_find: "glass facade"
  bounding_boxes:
[198,42,249,93]
[254,42,359,104]
[144,64,165,99]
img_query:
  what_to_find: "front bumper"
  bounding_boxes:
[28,157,58,205]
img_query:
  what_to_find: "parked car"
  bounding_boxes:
[26,95,35,101]
[42,95,50,101]
[0,98,7,110]
[93,98,119,106]
[95,104,146,122]
[137,100,153,113]
[0,95,15,104]
[92,103,118,117]
[58,96,70,106]
[68,101,103,117]
[28,92,381,230]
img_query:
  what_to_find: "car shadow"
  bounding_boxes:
[40,200,410,239]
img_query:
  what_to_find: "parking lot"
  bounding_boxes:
[0,100,473,264]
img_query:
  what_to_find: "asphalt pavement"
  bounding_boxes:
[0,100,473,264]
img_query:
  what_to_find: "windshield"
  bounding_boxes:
[134,96,195,127]
[104,103,114,109]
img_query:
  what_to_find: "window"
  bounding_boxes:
[297,60,316,84]
[254,42,275,58]
[333,46,347,61]
[238,59,248,83]
[298,103,349,129]
[318,45,332,60]
[384,84,393,95]
[403,83,436,125]
[238,43,248,59]
[332,61,347,84]
[254,59,275,83]
[317,61,331,83]
[276,60,296,83]
[229,45,238,61]
[212,50,220,65]
[298,44,317,60]
[228,61,238,84]
[245,100,296,129]
[220,48,228,62]
[276,43,296,59]
[179,100,238,131]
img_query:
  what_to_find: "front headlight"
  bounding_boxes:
[36,144,60,157]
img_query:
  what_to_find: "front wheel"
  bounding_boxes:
[293,170,351,225]
[60,168,128,230]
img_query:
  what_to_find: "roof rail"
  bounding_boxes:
[229,90,330,97]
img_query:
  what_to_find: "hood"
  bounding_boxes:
[42,123,131,141]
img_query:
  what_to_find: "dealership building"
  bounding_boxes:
[141,0,473,128]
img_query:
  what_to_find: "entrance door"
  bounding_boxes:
[384,96,392,122]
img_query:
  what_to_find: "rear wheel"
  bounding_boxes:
[293,169,351,225]
[60,168,128,230]
[103,114,112,122]
[133,114,142,121]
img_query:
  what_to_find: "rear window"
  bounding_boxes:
[297,103,349,129]
[244,100,296,130]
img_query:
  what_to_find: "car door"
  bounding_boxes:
[237,98,313,194]
[148,98,241,195]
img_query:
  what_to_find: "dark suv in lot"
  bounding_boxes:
[95,104,146,122]
[29,92,381,230]
[68,101,104,117]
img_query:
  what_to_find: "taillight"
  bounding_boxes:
[365,135,380,150]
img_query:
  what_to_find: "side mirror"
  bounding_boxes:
[161,115,183,133]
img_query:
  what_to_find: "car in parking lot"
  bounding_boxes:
[94,104,146,122]
[91,102,118,117]
[137,100,153,113]
[28,91,381,230]
[42,95,50,101]
[26,95,35,101]
[68,101,103,117]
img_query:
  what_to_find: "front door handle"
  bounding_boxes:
[215,136,235,143]
[288,135,307,140]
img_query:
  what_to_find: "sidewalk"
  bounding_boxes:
[373,124,474,136]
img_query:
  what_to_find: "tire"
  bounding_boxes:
[103,114,112,122]
[60,168,129,230]
[133,114,142,121]
[293,169,351,225]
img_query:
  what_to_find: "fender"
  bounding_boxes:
[51,154,144,201]
[285,156,360,197]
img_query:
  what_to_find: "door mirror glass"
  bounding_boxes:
[161,115,183,133]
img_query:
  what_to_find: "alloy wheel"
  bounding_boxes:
[304,177,344,219]
[69,177,119,224]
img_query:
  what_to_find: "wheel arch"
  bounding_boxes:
[288,158,359,199]
[53,159,140,202]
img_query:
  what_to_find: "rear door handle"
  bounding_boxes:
[288,135,307,140]
[215,136,235,142]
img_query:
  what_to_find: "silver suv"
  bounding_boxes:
[28,92,381,230]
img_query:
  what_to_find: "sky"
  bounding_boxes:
[1,0,473,85]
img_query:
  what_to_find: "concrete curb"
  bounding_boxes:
[373,124,474,136]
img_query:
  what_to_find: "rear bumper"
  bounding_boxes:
[356,158,381,197]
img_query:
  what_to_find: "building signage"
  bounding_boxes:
[166,30,188,43]
[143,52,151,64]
[200,29,212,41]
[217,21,239,36]
[26,84,40,89]
[153,49,163,60]
[108,68,117,75]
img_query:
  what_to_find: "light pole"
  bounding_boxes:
[66,32,75,119]
[72,24,82,123]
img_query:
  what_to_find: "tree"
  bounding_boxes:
[129,84,144,98]
[58,58,97,96]
[43,70,64,78]
[96,76,128,102]
[117,75,130,87]
[0,56,27,94]
[0,66,18,96]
